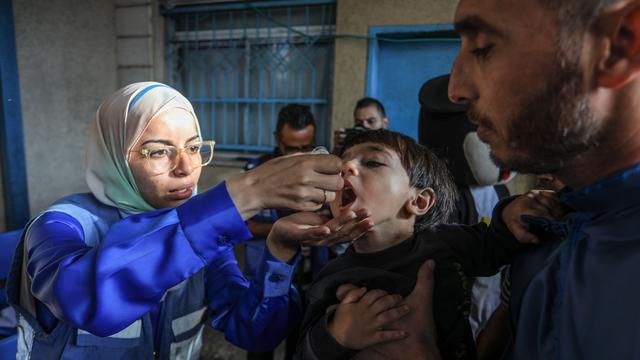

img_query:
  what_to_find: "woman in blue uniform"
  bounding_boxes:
[7,82,371,359]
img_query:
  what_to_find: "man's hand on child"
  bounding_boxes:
[266,209,373,261]
[352,260,442,360]
[503,190,569,244]
[328,286,410,350]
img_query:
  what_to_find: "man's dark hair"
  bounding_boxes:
[275,104,316,135]
[354,97,386,117]
[341,129,457,231]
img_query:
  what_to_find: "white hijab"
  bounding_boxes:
[85,82,201,213]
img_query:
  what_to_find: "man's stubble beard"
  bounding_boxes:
[469,51,603,175]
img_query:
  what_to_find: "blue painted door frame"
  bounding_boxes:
[0,0,30,229]
[365,24,460,139]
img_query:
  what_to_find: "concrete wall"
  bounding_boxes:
[331,0,459,131]
[114,0,166,86]
[12,0,119,216]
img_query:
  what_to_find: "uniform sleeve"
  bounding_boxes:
[439,197,521,277]
[26,182,253,337]
[206,245,302,352]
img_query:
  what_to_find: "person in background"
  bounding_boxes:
[244,104,318,280]
[244,104,324,360]
[6,83,373,359]
[332,97,389,154]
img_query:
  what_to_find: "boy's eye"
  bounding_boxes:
[472,44,494,59]
[363,160,384,168]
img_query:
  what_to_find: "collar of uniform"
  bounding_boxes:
[560,161,640,213]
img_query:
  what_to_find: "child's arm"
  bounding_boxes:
[296,287,409,359]
[440,191,567,276]
[502,190,568,244]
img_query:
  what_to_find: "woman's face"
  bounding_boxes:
[129,108,202,209]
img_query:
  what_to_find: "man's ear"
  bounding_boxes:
[597,3,640,88]
[405,187,436,216]
[382,117,389,129]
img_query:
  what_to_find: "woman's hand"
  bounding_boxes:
[227,154,344,219]
[265,208,373,262]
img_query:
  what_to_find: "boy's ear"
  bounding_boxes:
[405,187,436,216]
[596,3,640,88]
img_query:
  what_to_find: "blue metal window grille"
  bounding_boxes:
[164,1,336,152]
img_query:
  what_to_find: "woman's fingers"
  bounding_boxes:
[238,154,344,213]
[302,208,374,247]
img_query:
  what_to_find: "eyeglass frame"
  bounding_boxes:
[129,140,216,174]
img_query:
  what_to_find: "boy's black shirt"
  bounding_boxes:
[296,198,519,360]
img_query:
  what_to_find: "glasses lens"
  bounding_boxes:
[199,141,215,167]
[144,147,176,174]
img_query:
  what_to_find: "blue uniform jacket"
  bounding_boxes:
[11,182,300,356]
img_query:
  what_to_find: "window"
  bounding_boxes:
[165,1,336,151]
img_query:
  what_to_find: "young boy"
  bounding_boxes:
[295,129,563,360]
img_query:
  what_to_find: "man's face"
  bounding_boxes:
[275,123,315,156]
[449,0,602,174]
[354,106,389,129]
[331,142,414,234]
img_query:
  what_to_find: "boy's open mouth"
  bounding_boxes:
[341,180,357,208]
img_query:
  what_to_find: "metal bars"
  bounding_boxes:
[165,1,336,151]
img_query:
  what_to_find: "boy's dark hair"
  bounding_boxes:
[354,97,386,117]
[341,129,457,231]
[275,104,316,135]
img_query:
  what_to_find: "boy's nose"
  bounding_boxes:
[341,160,359,178]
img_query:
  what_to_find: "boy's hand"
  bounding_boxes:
[328,287,410,350]
[503,190,569,244]
[266,209,373,261]
[355,260,441,360]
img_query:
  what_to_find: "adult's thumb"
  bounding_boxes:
[410,259,436,301]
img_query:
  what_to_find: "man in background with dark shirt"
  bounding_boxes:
[245,104,316,360]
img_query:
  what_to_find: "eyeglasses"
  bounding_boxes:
[130,140,215,175]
